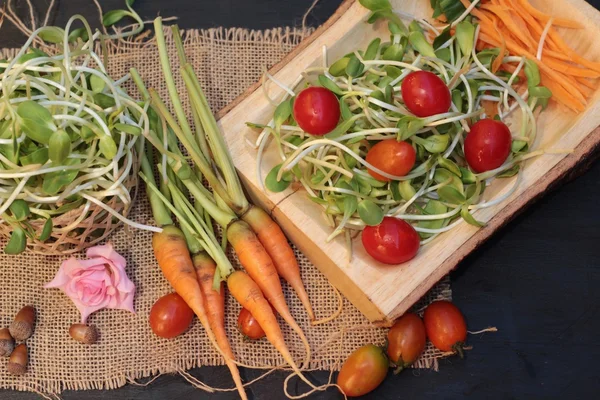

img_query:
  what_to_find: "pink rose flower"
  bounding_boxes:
[45,243,136,323]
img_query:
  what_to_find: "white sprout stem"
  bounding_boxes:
[414,217,463,234]
[451,0,481,27]
[0,177,30,216]
[82,194,162,233]
[537,19,554,61]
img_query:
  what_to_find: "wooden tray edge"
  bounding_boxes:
[386,126,600,320]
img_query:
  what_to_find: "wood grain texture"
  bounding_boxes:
[218,0,600,324]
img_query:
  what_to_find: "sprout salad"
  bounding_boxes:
[249,0,555,263]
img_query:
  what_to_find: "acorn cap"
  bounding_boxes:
[69,324,98,345]
[6,343,28,376]
[9,306,36,341]
[0,328,15,357]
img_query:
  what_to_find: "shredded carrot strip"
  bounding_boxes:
[514,0,583,29]
[541,73,586,112]
[491,19,507,73]
[481,4,536,48]
[479,31,587,106]
[460,0,599,112]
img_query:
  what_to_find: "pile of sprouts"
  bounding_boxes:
[251,8,555,257]
[0,13,159,254]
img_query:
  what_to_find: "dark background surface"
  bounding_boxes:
[1,0,599,399]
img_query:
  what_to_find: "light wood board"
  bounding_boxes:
[217,0,600,324]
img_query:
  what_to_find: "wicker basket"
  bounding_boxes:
[0,154,140,255]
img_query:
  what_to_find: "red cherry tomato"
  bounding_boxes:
[401,71,451,117]
[464,119,512,173]
[423,301,467,355]
[149,293,194,339]
[237,308,266,340]
[293,87,340,135]
[362,217,420,265]
[387,313,427,371]
[337,344,388,397]
[366,140,416,182]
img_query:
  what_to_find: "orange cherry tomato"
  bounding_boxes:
[387,313,427,372]
[423,301,467,356]
[366,139,416,182]
[237,307,266,340]
[337,344,388,397]
[149,293,194,339]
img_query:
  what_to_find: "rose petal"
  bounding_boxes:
[87,243,127,269]
[46,244,135,323]
[44,258,79,288]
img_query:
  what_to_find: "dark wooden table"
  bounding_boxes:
[1,1,600,399]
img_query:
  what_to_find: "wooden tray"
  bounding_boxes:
[217,0,600,325]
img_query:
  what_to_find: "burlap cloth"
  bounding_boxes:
[0,26,452,395]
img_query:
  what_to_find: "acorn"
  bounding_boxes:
[0,328,15,357]
[9,306,36,341]
[6,344,28,376]
[69,324,98,345]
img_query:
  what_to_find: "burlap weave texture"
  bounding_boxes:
[0,26,451,395]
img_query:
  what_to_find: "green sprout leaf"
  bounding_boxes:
[498,164,521,178]
[384,65,402,79]
[524,59,541,88]
[329,57,350,77]
[318,75,344,96]
[461,205,485,227]
[68,27,90,43]
[9,200,30,222]
[397,116,425,141]
[359,0,392,11]
[4,227,27,254]
[455,20,475,57]
[99,134,118,159]
[345,55,365,78]
[357,199,384,226]
[274,98,293,132]
[39,218,53,242]
[48,129,72,164]
[325,117,356,139]
[90,74,106,94]
[398,180,416,201]
[434,168,464,193]
[342,195,358,216]
[42,158,80,195]
[93,93,116,109]
[17,101,57,145]
[437,185,466,204]
[460,167,477,184]
[364,38,382,60]
[382,41,407,61]
[113,123,142,136]
[340,100,353,120]
[38,26,66,44]
[512,140,528,153]
[418,199,448,238]
[414,134,450,153]
[20,147,49,166]
[408,31,436,58]
[437,156,462,177]
[102,10,130,27]
[79,125,96,142]
[265,164,293,193]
